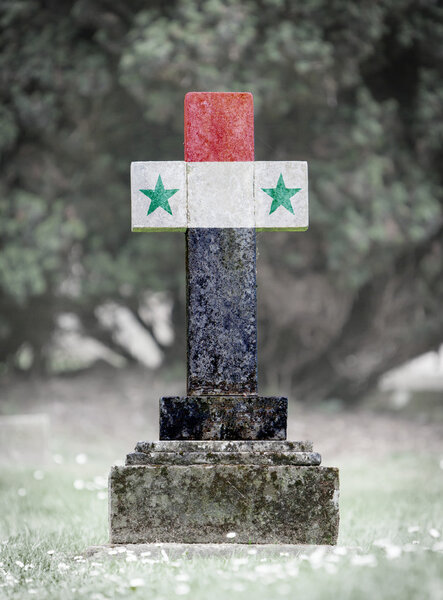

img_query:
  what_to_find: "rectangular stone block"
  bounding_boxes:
[186,228,257,395]
[109,464,339,544]
[129,440,319,466]
[255,161,308,231]
[135,440,313,453]
[160,396,287,440]
[131,161,186,231]
[187,162,254,228]
[126,451,321,466]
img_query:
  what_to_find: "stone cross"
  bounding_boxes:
[131,92,308,440]
[109,92,339,546]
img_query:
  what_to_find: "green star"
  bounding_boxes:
[140,175,179,216]
[262,174,301,215]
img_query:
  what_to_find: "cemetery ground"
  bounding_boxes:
[0,366,442,599]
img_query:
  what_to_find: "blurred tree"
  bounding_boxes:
[0,0,442,401]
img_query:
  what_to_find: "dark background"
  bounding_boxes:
[1,0,443,404]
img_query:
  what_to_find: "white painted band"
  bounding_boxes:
[131,161,308,231]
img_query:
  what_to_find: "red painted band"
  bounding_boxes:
[184,92,254,162]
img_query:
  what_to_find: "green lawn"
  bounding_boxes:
[0,453,442,599]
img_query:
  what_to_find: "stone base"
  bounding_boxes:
[109,441,339,545]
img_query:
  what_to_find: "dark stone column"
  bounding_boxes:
[159,92,287,440]
[186,228,257,396]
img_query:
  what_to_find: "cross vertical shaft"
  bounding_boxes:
[159,92,288,440]
[185,93,257,396]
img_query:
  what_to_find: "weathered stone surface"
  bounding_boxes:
[160,396,286,440]
[109,465,339,544]
[131,161,186,231]
[187,162,254,228]
[126,451,321,466]
[186,228,257,396]
[255,161,308,231]
[135,440,313,453]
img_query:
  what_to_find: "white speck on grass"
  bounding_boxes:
[408,525,420,533]
[247,548,257,555]
[53,454,63,464]
[432,541,443,552]
[108,549,118,555]
[175,583,190,595]
[97,491,107,501]
[17,488,27,497]
[161,549,170,562]
[15,561,24,568]
[385,545,402,560]
[75,453,88,465]
[429,528,440,539]
[129,578,145,589]
[226,532,236,539]
[117,547,127,553]
[126,555,137,562]
[175,573,190,582]
[333,546,347,556]
[231,558,249,568]
[140,551,151,557]
[33,471,44,481]
[232,582,245,591]
[308,547,326,568]
[326,554,340,564]
[57,562,69,572]
[93,475,107,488]
[403,543,419,553]
[351,554,377,567]
[73,480,84,490]
[47,550,54,555]
[373,538,390,548]
[28,589,37,595]
[324,562,338,575]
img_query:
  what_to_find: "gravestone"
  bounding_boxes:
[0,414,50,466]
[109,92,339,544]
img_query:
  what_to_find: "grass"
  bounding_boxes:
[0,453,442,599]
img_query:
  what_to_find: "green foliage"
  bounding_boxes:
[0,0,442,384]
[0,192,85,303]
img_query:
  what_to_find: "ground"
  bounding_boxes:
[0,366,442,599]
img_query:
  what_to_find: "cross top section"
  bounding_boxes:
[131,92,308,231]
[185,92,254,162]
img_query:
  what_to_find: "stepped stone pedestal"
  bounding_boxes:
[110,441,338,544]
[110,439,339,545]
[109,92,339,546]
